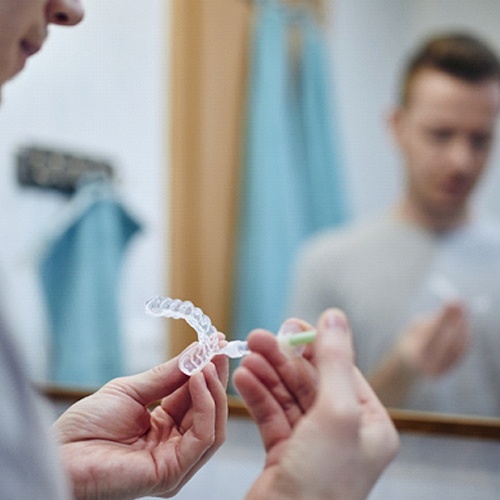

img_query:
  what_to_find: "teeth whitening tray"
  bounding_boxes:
[145,296,316,376]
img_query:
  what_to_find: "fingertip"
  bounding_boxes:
[278,317,314,334]
[443,300,467,318]
[190,369,208,388]
[277,320,308,357]
[201,360,217,380]
[211,354,229,388]
[245,329,278,353]
[319,308,349,333]
[316,308,354,361]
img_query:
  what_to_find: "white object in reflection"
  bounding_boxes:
[428,274,491,315]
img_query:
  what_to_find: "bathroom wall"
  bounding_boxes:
[0,0,170,381]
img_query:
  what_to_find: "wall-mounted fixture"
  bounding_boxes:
[16,145,114,194]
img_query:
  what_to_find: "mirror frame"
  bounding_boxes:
[40,385,500,440]
[226,396,500,440]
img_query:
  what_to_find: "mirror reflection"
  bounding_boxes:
[288,0,500,417]
[227,0,500,419]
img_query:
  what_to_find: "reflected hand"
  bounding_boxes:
[234,309,399,500]
[53,354,228,500]
[397,301,470,377]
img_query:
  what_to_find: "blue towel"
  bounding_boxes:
[233,1,306,340]
[40,179,141,387]
[232,3,349,341]
[297,13,349,230]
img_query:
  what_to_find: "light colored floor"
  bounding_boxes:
[139,417,500,499]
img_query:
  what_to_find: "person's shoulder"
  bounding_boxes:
[462,216,500,246]
[300,224,350,255]
[298,213,390,261]
[475,217,500,240]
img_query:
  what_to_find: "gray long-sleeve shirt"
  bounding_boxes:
[0,319,70,498]
[289,211,500,416]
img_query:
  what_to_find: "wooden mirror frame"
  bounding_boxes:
[41,385,500,440]
[168,0,500,440]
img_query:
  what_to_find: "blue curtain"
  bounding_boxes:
[232,1,349,341]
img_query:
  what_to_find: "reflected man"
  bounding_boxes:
[289,32,500,415]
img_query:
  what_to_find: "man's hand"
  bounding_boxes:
[234,309,399,500]
[54,351,228,500]
[397,301,470,377]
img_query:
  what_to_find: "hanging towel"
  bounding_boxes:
[39,178,141,387]
[232,3,349,341]
[233,1,306,340]
[298,13,349,231]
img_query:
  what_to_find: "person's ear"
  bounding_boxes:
[388,106,406,147]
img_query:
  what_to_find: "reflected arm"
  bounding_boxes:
[369,350,419,407]
[369,302,469,407]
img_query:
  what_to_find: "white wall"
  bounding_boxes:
[0,0,170,381]
[329,0,500,220]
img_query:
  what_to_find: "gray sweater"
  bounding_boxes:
[0,319,70,498]
[289,212,500,416]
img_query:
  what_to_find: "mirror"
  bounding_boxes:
[170,0,500,434]
[324,0,500,418]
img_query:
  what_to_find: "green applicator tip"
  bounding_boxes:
[278,329,317,347]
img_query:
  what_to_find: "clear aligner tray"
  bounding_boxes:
[145,296,249,375]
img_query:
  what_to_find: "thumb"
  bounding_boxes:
[315,309,356,398]
[105,355,187,406]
